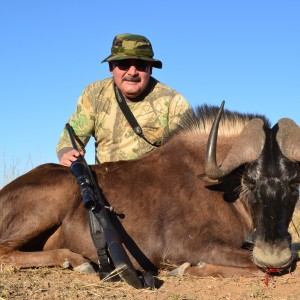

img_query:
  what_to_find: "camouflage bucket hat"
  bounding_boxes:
[101,33,162,69]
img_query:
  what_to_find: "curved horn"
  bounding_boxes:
[205,101,225,179]
[205,103,266,180]
[276,118,300,162]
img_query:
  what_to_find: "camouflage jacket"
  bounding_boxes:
[57,77,193,163]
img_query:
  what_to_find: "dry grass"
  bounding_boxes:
[2,264,300,300]
[0,151,36,188]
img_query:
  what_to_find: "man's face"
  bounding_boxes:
[110,59,152,99]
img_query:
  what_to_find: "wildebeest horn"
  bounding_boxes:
[276,118,300,162]
[205,102,266,179]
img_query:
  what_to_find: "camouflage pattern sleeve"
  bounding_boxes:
[167,94,195,133]
[56,87,95,156]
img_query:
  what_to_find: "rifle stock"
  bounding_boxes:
[94,202,142,288]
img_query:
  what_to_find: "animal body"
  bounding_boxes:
[0,104,300,278]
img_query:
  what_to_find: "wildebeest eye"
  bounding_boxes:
[289,181,300,193]
[243,176,256,191]
[289,175,300,192]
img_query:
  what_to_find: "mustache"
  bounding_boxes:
[123,76,141,82]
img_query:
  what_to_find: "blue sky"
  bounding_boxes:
[1,1,299,185]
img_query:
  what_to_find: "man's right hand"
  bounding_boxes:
[59,149,84,167]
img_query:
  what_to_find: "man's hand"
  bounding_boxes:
[59,149,84,167]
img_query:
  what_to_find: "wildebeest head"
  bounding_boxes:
[205,102,300,270]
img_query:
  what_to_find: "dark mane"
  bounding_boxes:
[195,103,271,130]
[165,103,271,143]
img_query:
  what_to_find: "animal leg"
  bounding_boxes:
[183,262,262,277]
[168,262,191,276]
[189,242,256,268]
[0,249,90,270]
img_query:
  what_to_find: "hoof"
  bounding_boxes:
[167,262,191,276]
[62,259,71,269]
[74,262,96,274]
[196,262,206,269]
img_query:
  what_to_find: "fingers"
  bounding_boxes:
[59,150,84,167]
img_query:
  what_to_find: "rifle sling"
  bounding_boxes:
[88,210,112,273]
[114,84,159,148]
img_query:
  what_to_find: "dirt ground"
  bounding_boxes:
[1,263,300,300]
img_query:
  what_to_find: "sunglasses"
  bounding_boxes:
[114,60,150,72]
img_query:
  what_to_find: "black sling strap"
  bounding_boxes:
[114,84,159,147]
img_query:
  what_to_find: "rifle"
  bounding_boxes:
[65,123,143,289]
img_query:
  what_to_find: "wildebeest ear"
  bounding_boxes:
[276,118,300,162]
[221,118,265,167]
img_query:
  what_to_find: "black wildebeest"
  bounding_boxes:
[0,103,299,279]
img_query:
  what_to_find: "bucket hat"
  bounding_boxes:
[101,33,162,69]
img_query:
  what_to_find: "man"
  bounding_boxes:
[57,33,193,166]
[56,33,194,283]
